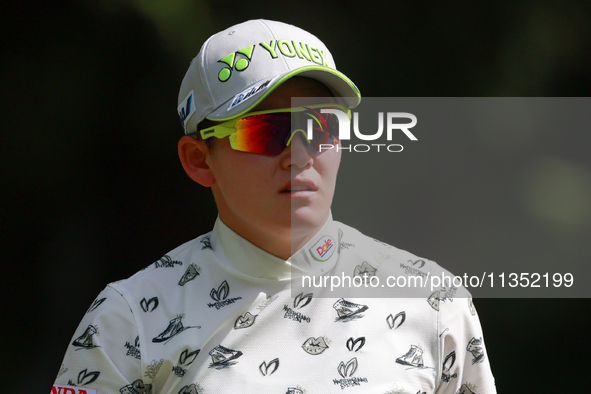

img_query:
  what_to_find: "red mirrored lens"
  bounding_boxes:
[231,111,339,155]
[231,114,291,155]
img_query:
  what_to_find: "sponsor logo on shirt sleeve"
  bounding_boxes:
[51,385,97,394]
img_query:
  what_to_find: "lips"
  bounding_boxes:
[302,337,329,355]
[288,186,311,191]
[280,179,317,194]
[353,261,377,279]
[234,312,257,329]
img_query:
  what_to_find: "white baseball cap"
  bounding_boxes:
[177,19,361,135]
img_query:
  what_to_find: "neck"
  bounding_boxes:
[217,215,328,261]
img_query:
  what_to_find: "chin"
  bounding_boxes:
[290,206,329,239]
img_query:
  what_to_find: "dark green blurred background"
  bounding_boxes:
[2,0,590,391]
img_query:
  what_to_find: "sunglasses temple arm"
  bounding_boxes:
[200,124,235,140]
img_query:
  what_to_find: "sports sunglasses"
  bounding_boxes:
[191,104,351,156]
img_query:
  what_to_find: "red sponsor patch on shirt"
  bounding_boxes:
[51,384,97,394]
[309,235,335,261]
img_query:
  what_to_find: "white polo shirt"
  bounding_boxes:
[53,215,496,394]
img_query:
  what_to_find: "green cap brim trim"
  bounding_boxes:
[206,66,361,123]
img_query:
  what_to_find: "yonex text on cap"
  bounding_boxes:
[177,19,361,135]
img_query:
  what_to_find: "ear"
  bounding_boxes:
[178,136,215,187]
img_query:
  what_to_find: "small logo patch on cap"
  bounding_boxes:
[227,76,278,112]
[51,384,97,394]
[178,90,196,132]
[309,235,335,262]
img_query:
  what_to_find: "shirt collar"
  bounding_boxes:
[210,212,340,281]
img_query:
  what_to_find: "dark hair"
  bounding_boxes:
[204,138,216,151]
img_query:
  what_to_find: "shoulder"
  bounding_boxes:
[335,220,432,270]
[334,221,472,299]
[108,233,215,301]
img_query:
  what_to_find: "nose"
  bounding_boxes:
[282,130,314,169]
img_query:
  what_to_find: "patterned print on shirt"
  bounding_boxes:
[339,240,355,251]
[458,383,477,394]
[346,337,365,352]
[144,359,164,380]
[57,363,68,378]
[427,292,442,311]
[468,298,477,316]
[466,337,485,364]
[384,384,405,394]
[208,280,242,309]
[333,357,368,389]
[155,255,183,268]
[67,368,100,386]
[412,259,426,269]
[442,351,458,382]
[259,358,280,376]
[333,298,368,322]
[120,379,152,394]
[294,292,313,308]
[338,228,355,252]
[373,252,391,265]
[125,336,141,359]
[152,315,200,343]
[256,294,279,313]
[283,293,313,323]
[399,260,428,279]
[441,286,457,301]
[234,312,257,329]
[178,383,201,394]
[178,263,201,286]
[338,358,357,378]
[283,305,311,323]
[72,325,99,350]
[200,235,213,250]
[286,388,304,394]
[140,297,159,312]
[173,348,200,377]
[353,261,377,284]
[86,297,106,314]
[396,345,428,369]
[208,345,243,369]
[302,337,329,355]
[387,311,406,329]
